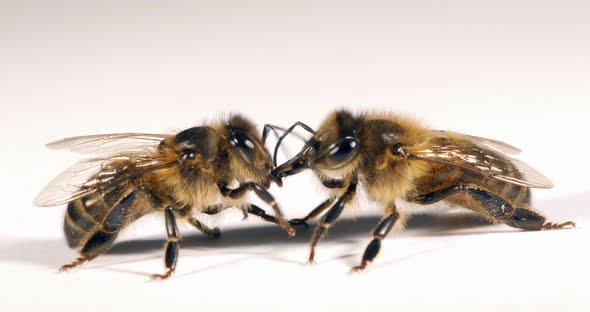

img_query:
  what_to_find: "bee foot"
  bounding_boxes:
[542,221,576,230]
[151,269,174,280]
[277,219,296,237]
[59,257,87,272]
[283,224,296,237]
[350,262,368,273]
[208,228,221,239]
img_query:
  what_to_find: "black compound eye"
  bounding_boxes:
[327,138,359,163]
[230,131,256,161]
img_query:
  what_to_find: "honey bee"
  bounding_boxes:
[271,110,575,272]
[34,114,295,279]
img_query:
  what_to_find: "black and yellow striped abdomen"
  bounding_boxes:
[459,153,532,210]
[413,149,533,222]
[476,176,531,208]
[64,183,157,258]
[64,183,133,249]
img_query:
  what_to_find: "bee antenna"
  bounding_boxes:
[262,124,283,145]
[273,122,316,167]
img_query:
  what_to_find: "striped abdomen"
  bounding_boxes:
[460,149,532,209]
[472,174,531,208]
[64,183,156,258]
[416,144,532,214]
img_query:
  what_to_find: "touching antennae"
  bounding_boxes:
[262,124,284,145]
[273,122,316,166]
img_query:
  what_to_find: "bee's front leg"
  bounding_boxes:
[218,182,295,237]
[288,198,335,228]
[307,180,357,265]
[188,215,221,239]
[289,178,347,228]
[246,204,284,225]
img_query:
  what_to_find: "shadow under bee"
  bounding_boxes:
[4,212,490,269]
[5,191,586,277]
[111,212,493,255]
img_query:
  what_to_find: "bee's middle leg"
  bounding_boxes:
[351,204,400,272]
[152,207,180,280]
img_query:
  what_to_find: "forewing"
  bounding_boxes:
[47,133,169,155]
[436,131,522,155]
[34,153,177,207]
[405,134,553,189]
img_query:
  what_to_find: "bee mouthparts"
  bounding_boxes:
[270,172,283,187]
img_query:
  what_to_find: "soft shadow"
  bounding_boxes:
[0,213,489,270]
[4,191,588,272]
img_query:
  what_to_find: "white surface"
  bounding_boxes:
[1,1,589,311]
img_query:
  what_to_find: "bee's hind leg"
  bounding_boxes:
[459,187,575,230]
[409,185,575,231]
[541,221,576,230]
[509,208,575,230]
[152,207,180,280]
[60,228,119,272]
[59,230,118,272]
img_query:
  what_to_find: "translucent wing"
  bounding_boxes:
[34,152,178,207]
[435,131,522,155]
[47,133,169,155]
[404,132,553,189]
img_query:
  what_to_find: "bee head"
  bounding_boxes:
[223,114,275,187]
[273,110,361,181]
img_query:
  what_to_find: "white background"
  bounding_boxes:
[1,1,589,311]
